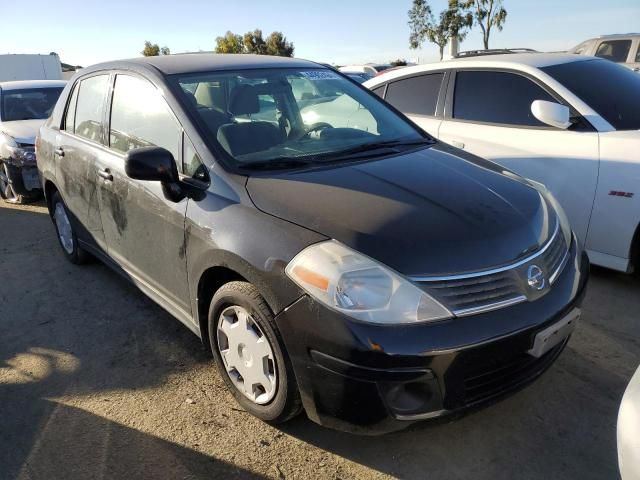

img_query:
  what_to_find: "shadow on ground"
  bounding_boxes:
[1,201,639,479]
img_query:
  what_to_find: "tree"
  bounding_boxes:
[243,29,268,55]
[461,0,507,49]
[215,30,294,57]
[215,31,244,54]
[390,59,408,67]
[142,41,170,57]
[408,0,472,60]
[265,31,294,57]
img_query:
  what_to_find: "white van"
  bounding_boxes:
[0,54,63,82]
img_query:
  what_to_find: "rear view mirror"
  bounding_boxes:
[531,100,572,130]
[125,146,178,184]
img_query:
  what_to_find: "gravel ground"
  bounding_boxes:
[1,200,638,480]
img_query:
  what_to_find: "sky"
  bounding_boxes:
[1,0,639,67]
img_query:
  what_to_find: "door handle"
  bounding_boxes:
[451,140,465,149]
[98,168,113,182]
[54,147,65,157]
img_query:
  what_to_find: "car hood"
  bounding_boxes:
[246,144,556,276]
[0,119,44,144]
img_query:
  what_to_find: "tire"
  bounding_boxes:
[0,161,40,204]
[50,191,91,264]
[208,281,302,423]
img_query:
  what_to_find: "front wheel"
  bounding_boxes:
[208,281,302,423]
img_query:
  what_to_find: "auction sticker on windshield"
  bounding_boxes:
[301,70,340,81]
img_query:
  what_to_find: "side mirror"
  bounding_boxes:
[531,100,572,130]
[125,146,179,184]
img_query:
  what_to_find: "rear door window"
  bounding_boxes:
[595,40,632,63]
[453,71,555,127]
[385,73,444,116]
[74,74,110,143]
[109,74,182,161]
[63,84,79,132]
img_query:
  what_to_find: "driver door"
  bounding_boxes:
[95,73,192,318]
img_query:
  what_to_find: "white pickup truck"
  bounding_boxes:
[365,52,640,273]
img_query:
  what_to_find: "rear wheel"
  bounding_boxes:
[51,191,90,264]
[208,281,302,423]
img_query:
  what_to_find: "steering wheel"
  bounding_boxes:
[304,122,333,136]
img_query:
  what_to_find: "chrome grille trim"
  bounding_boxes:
[412,220,571,317]
[453,296,527,317]
[410,221,560,282]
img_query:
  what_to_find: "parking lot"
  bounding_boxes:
[1,199,638,480]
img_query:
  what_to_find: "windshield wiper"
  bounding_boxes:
[318,137,434,162]
[238,157,316,171]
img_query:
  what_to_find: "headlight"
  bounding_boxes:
[0,133,35,166]
[285,241,452,324]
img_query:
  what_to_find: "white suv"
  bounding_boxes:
[365,53,640,273]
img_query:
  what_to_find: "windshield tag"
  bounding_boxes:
[300,71,340,81]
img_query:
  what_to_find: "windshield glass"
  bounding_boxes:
[1,87,64,121]
[175,68,427,168]
[541,59,640,131]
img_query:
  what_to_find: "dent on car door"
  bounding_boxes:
[56,74,110,251]
[438,70,599,245]
[97,73,192,318]
[381,72,445,137]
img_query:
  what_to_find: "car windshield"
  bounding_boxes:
[175,68,428,169]
[1,87,64,121]
[541,59,640,131]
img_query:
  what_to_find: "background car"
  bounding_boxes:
[38,54,587,434]
[365,52,640,275]
[344,72,372,83]
[0,80,65,203]
[618,364,640,479]
[571,34,640,71]
[339,63,392,77]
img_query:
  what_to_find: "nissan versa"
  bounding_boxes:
[37,54,588,434]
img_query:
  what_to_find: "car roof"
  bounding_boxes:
[364,53,594,85]
[0,80,67,91]
[592,33,640,40]
[83,53,323,76]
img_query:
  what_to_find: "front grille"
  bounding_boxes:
[424,271,522,313]
[414,221,570,316]
[461,341,565,405]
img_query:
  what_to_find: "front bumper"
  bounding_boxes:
[1,161,41,195]
[275,245,589,435]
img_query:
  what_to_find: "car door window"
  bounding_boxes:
[74,74,110,143]
[572,41,590,55]
[183,135,208,182]
[635,45,640,63]
[453,71,555,127]
[385,73,444,116]
[595,40,632,63]
[372,86,385,98]
[109,74,181,161]
[63,83,79,131]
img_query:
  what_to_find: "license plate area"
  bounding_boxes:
[22,168,40,191]
[527,308,580,358]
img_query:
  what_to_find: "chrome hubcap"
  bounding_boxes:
[217,306,277,405]
[54,202,74,254]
